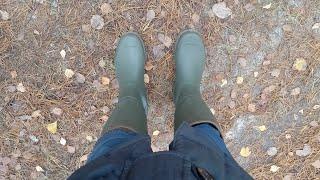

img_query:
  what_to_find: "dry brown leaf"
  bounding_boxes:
[144,74,150,84]
[101,76,110,85]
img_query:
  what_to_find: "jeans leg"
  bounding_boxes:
[87,129,139,162]
[193,123,233,157]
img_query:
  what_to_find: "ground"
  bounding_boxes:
[0,0,319,179]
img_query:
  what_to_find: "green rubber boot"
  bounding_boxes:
[174,30,220,131]
[102,32,148,135]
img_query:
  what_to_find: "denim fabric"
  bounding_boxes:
[88,123,229,163]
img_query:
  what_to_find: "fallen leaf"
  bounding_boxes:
[270,69,280,77]
[60,49,66,59]
[146,9,155,21]
[0,10,9,20]
[192,13,200,24]
[293,58,307,71]
[290,87,301,96]
[51,107,63,116]
[100,3,112,15]
[282,24,293,32]
[285,134,291,139]
[31,110,42,118]
[100,115,109,122]
[267,147,278,156]
[67,146,76,154]
[311,160,320,169]
[47,121,58,134]
[152,130,160,136]
[144,74,150,84]
[10,71,17,79]
[296,144,312,157]
[309,121,318,127]
[16,83,26,92]
[248,104,256,112]
[80,154,88,163]
[98,59,106,67]
[220,79,228,87]
[210,108,215,115]
[211,2,232,19]
[270,165,280,172]
[75,73,86,83]
[86,135,93,142]
[35,166,44,172]
[312,23,320,30]
[145,61,154,71]
[60,137,66,146]
[244,3,255,12]
[158,33,172,48]
[7,85,16,92]
[312,105,320,110]
[253,71,259,77]
[258,125,267,132]
[101,76,110,85]
[91,15,104,30]
[64,69,75,78]
[82,24,91,33]
[236,76,244,84]
[262,3,272,9]
[33,29,40,35]
[240,147,251,157]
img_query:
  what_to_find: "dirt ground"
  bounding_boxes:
[0,0,319,179]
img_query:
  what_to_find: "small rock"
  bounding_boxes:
[285,134,291,139]
[80,154,88,163]
[35,165,44,172]
[86,135,93,142]
[0,10,9,20]
[296,144,312,157]
[220,79,228,87]
[254,71,259,77]
[98,59,106,68]
[146,9,155,21]
[101,106,110,113]
[90,15,104,30]
[33,30,40,35]
[270,69,280,77]
[100,115,108,122]
[290,87,301,96]
[158,33,172,48]
[145,61,154,71]
[267,147,278,156]
[67,146,76,154]
[60,137,66,146]
[75,73,86,83]
[29,135,39,143]
[211,2,232,19]
[60,49,66,59]
[16,83,26,92]
[210,108,215,115]
[100,3,112,15]
[311,160,320,169]
[51,107,63,116]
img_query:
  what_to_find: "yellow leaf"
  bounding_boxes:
[293,58,307,71]
[240,147,251,157]
[258,125,267,132]
[47,121,58,134]
[236,76,244,84]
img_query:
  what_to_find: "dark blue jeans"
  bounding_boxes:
[88,123,232,162]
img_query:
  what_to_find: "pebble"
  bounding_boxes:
[267,147,278,156]
[90,15,104,30]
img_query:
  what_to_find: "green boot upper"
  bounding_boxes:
[174,30,219,131]
[102,32,148,135]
